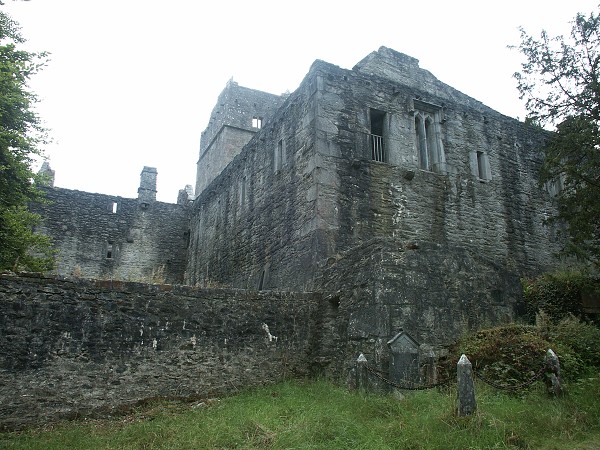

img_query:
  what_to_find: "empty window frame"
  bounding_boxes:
[414,100,445,172]
[252,116,263,129]
[109,201,118,213]
[369,108,386,162]
[106,242,113,259]
[474,150,492,181]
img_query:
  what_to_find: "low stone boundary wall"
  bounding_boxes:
[0,273,322,430]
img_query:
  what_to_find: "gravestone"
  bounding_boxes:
[388,331,420,385]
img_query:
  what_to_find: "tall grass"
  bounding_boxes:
[1,377,599,449]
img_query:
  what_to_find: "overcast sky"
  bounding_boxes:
[3,0,598,202]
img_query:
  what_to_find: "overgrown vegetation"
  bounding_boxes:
[1,378,599,449]
[522,268,600,323]
[0,11,54,272]
[452,318,600,384]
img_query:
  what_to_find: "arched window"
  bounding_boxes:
[413,100,445,173]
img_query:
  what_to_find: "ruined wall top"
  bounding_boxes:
[137,166,157,204]
[37,161,55,187]
[198,80,284,158]
[353,46,490,113]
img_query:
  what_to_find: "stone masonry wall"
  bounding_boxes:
[0,273,322,430]
[31,187,190,284]
[186,69,323,290]
[315,238,523,378]
[310,50,561,274]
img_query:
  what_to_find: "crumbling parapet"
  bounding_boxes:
[37,161,55,187]
[138,166,157,205]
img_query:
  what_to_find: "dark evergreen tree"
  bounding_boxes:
[514,9,600,268]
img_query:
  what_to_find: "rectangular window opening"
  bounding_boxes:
[369,108,386,162]
[106,243,113,259]
[109,201,118,213]
[476,151,491,181]
[252,117,263,129]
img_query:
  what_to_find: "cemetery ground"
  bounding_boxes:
[1,376,599,449]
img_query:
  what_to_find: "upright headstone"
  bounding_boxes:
[457,354,476,416]
[356,353,368,391]
[388,331,420,385]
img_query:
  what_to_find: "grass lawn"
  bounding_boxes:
[1,377,599,449]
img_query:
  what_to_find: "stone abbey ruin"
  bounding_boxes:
[0,47,562,428]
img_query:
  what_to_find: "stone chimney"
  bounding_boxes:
[37,161,55,187]
[138,166,157,204]
[177,184,194,205]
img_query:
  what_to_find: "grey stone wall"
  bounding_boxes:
[195,81,285,196]
[311,49,560,275]
[0,273,322,430]
[31,187,190,284]
[186,70,322,290]
[315,238,523,377]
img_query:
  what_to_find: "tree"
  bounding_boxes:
[514,9,600,269]
[0,10,53,271]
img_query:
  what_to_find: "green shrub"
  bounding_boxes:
[548,315,600,368]
[451,319,599,384]
[522,269,600,323]
[454,324,550,384]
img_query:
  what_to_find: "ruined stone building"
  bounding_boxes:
[32,46,561,360]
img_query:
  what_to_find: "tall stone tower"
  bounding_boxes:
[194,80,284,197]
[137,166,157,205]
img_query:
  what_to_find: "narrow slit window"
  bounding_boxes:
[109,201,118,213]
[274,139,283,172]
[106,243,113,259]
[476,151,491,181]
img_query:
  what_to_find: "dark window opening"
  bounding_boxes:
[475,150,491,181]
[258,269,266,290]
[106,243,113,259]
[370,108,386,162]
[477,151,485,178]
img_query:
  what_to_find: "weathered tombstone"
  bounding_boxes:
[388,331,420,386]
[457,354,476,416]
[356,353,369,391]
[545,348,563,397]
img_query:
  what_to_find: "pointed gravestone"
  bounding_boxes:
[457,354,476,416]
